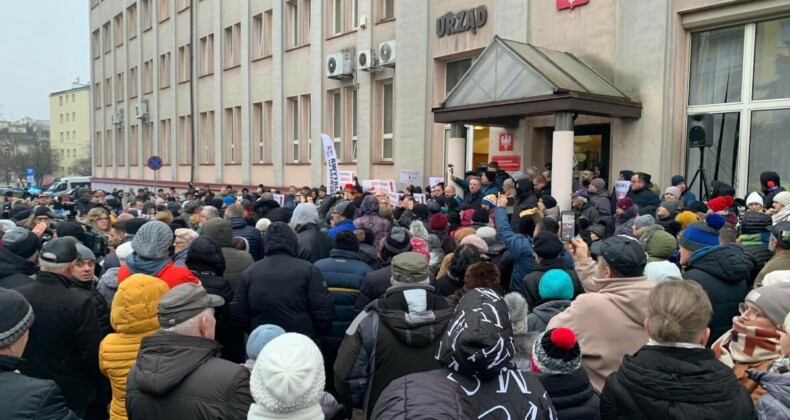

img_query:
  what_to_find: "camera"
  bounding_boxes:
[80,223,109,258]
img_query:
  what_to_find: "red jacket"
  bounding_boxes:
[117,260,200,289]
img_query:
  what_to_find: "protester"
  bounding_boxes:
[522,232,584,309]
[627,172,661,214]
[756,222,790,287]
[528,269,574,333]
[126,284,252,419]
[571,189,600,226]
[740,211,774,286]
[0,288,79,419]
[172,227,198,266]
[70,243,113,337]
[353,196,391,251]
[495,195,538,292]
[97,241,132,309]
[771,192,790,224]
[602,280,754,418]
[0,227,40,288]
[243,324,285,371]
[354,228,381,270]
[761,171,786,210]
[748,312,790,418]
[225,203,263,261]
[355,227,413,311]
[432,243,481,297]
[614,198,639,236]
[118,221,200,288]
[200,217,253,290]
[447,260,502,304]
[372,371,475,419]
[327,201,356,239]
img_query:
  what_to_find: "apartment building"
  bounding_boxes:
[49,84,91,177]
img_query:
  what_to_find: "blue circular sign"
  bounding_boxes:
[147,155,163,171]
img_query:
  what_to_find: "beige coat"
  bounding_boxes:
[547,257,655,391]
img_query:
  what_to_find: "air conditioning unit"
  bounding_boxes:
[357,49,379,72]
[327,51,354,80]
[111,110,124,126]
[135,101,148,120]
[379,40,396,67]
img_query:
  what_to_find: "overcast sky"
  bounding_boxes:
[0,0,90,121]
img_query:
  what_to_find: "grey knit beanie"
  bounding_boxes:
[0,288,34,348]
[634,215,655,230]
[132,221,174,259]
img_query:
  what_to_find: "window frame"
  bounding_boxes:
[380,81,394,161]
[127,4,138,40]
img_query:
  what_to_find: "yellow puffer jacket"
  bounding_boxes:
[99,274,169,420]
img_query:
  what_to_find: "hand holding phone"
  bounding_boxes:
[560,211,575,243]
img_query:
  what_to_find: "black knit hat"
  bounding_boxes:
[741,212,773,235]
[412,204,430,221]
[687,201,709,214]
[532,328,581,374]
[384,227,411,255]
[541,195,558,210]
[587,223,607,239]
[124,218,148,235]
[334,201,356,220]
[55,221,86,243]
[533,232,564,260]
[334,230,360,253]
[0,288,34,349]
[472,208,489,224]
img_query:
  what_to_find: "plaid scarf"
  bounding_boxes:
[712,318,781,366]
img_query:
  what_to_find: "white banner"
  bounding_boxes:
[321,134,340,194]
[429,177,445,188]
[272,194,285,206]
[387,192,400,207]
[615,180,630,200]
[338,171,356,186]
[399,169,422,184]
[361,179,396,193]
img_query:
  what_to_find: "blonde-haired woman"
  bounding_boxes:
[601,280,754,418]
[85,207,112,235]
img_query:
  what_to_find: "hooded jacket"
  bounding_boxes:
[0,355,79,420]
[200,218,254,290]
[0,246,37,289]
[575,200,601,225]
[230,222,333,343]
[292,204,333,263]
[186,237,245,363]
[538,370,600,420]
[547,257,655,391]
[432,288,557,419]
[97,267,120,309]
[528,299,571,333]
[711,180,737,200]
[99,274,169,420]
[590,188,612,218]
[682,245,750,346]
[521,257,584,309]
[229,216,263,261]
[371,371,475,420]
[601,345,754,419]
[642,229,678,263]
[252,198,280,220]
[353,196,391,252]
[125,331,253,420]
[118,257,200,290]
[749,369,790,419]
[511,179,539,230]
[334,283,454,418]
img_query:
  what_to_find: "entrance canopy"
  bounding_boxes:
[433,36,641,125]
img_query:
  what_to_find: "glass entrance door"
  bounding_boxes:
[573,124,611,184]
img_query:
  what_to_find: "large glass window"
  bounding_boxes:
[685,113,740,189]
[753,18,790,101]
[446,58,473,96]
[382,83,393,161]
[749,109,790,190]
[689,26,744,106]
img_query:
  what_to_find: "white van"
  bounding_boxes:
[45,177,92,196]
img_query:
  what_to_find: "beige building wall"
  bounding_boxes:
[49,85,91,177]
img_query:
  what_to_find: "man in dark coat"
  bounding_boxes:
[126,284,252,420]
[291,203,333,263]
[230,221,333,344]
[626,172,660,214]
[225,204,263,261]
[510,178,539,230]
[0,288,79,420]
[0,227,40,289]
[15,239,103,414]
[354,227,413,312]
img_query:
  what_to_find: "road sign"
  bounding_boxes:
[26,168,35,186]
[147,156,163,171]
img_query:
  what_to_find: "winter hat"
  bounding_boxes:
[132,221,174,259]
[774,191,790,207]
[124,218,148,235]
[429,213,448,231]
[175,228,198,244]
[384,227,412,255]
[707,196,734,213]
[75,243,96,262]
[250,333,325,419]
[533,232,564,260]
[410,237,430,262]
[116,242,134,263]
[255,218,272,232]
[746,282,790,326]
[412,204,430,221]
[771,222,790,249]
[0,288,34,349]
[246,324,286,360]
[221,195,235,206]
[426,234,441,250]
[504,292,529,336]
[459,209,474,226]
[761,171,782,190]
[740,211,773,235]
[2,227,41,259]
[539,269,574,300]
[453,227,476,244]
[590,178,606,191]
[679,214,725,252]
[541,195,558,210]
[333,201,356,220]
[616,198,634,211]
[674,211,697,231]
[687,201,709,214]
[290,203,319,229]
[183,201,199,214]
[671,175,686,187]
[512,171,526,182]
[472,208,490,224]
[643,230,678,263]
[482,194,497,208]
[664,186,682,199]
[571,189,589,200]
[658,200,681,217]
[644,261,682,283]
[391,252,430,284]
[460,234,489,254]
[634,215,655,230]
[11,210,31,222]
[334,230,360,253]
[587,224,606,239]
[532,328,582,374]
[476,226,497,241]
[746,192,764,207]
[56,221,86,242]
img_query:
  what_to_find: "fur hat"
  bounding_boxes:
[132,221,174,259]
[532,328,581,375]
[246,324,286,360]
[504,292,529,336]
[679,214,725,252]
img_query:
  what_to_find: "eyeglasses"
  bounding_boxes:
[739,302,764,321]
[35,216,50,222]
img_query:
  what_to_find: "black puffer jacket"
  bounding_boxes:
[229,216,263,261]
[626,185,661,215]
[743,244,773,287]
[230,222,333,343]
[186,237,245,363]
[682,245,750,346]
[601,345,754,419]
[0,355,79,420]
[521,258,584,309]
[68,278,113,338]
[372,370,475,419]
[434,288,556,418]
[538,370,600,420]
[0,246,37,289]
[126,331,252,420]
[511,179,539,230]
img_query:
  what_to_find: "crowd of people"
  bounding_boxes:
[1,162,790,419]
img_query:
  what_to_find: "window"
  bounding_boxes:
[333,0,343,35]
[105,131,113,167]
[159,52,171,89]
[446,58,473,96]
[143,123,154,161]
[94,82,101,108]
[223,23,241,69]
[178,115,192,165]
[158,0,170,22]
[252,11,273,59]
[73,130,76,138]
[143,59,153,93]
[159,119,171,164]
[177,0,190,12]
[71,93,75,102]
[199,111,215,164]
[223,106,241,163]
[142,0,152,31]
[178,44,191,83]
[378,0,394,21]
[303,94,312,162]
[116,127,125,166]
[329,90,342,161]
[686,17,790,195]
[103,22,111,53]
[127,4,137,40]
[116,72,124,102]
[288,97,300,162]
[129,66,138,98]
[92,30,100,58]
[381,82,394,160]
[114,13,123,47]
[59,96,63,106]
[199,34,214,76]
[252,102,273,164]
[71,113,75,121]
[129,124,139,165]
[60,114,63,124]
[104,78,112,105]
[66,131,70,140]
[287,0,310,48]
[60,132,64,142]
[329,0,357,35]
[91,0,99,9]
[66,114,70,123]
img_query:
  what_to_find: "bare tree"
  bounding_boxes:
[72,157,93,176]
[7,142,59,186]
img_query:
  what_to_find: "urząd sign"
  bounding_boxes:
[436,6,488,38]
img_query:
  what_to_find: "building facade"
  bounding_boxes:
[49,84,91,177]
[90,0,790,197]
